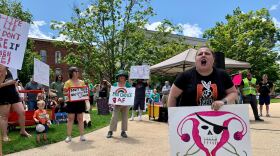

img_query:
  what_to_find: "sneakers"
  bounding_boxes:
[266,114,271,117]
[107,131,113,138]
[129,117,134,121]
[80,135,86,141]
[138,116,142,121]
[65,136,72,143]
[121,131,128,138]
[259,113,263,117]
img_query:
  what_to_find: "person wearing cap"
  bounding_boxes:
[168,46,237,110]
[241,70,264,121]
[161,81,171,107]
[107,70,132,138]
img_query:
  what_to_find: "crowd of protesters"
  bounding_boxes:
[0,47,275,144]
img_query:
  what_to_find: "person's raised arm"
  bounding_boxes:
[168,84,183,107]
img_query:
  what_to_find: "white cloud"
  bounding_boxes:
[269,1,280,11]
[28,20,51,39]
[272,17,280,28]
[178,23,203,38]
[145,22,203,38]
[270,5,278,11]
[144,22,162,31]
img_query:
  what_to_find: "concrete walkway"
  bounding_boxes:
[7,104,280,156]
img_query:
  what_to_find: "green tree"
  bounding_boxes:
[52,0,188,82]
[203,7,280,82]
[0,0,40,85]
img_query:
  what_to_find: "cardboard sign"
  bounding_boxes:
[8,67,18,80]
[109,86,135,106]
[66,86,89,102]
[129,65,150,79]
[232,74,242,86]
[0,14,30,69]
[168,105,251,156]
[33,58,50,86]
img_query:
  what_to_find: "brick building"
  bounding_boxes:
[29,37,71,82]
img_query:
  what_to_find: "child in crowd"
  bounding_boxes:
[33,100,51,142]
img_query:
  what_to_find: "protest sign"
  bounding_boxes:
[34,58,49,86]
[129,65,150,79]
[67,86,89,102]
[0,14,30,69]
[9,67,18,79]
[109,86,135,106]
[168,104,251,156]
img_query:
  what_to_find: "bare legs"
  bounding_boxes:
[11,102,31,136]
[0,104,11,141]
[66,113,84,137]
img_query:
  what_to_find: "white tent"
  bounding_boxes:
[150,48,251,76]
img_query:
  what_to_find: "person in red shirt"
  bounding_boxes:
[33,100,50,142]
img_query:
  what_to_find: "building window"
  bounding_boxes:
[40,50,47,63]
[55,51,61,64]
[55,68,62,75]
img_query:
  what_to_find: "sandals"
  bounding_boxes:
[3,137,11,142]
[20,132,32,138]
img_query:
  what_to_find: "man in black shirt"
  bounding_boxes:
[130,79,148,121]
[258,74,273,117]
[168,46,237,110]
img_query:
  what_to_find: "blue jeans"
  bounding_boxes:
[27,101,37,110]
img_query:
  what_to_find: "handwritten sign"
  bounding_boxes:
[0,14,30,69]
[168,105,251,156]
[67,86,89,102]
[109,86,135,106]
[34,58,49,86]
[9,67,18,80]
[129,65,150,79]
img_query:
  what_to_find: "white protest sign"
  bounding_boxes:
[9,67,18,79]
[0,14,30,69]
[168,105,251,156]
[67,86,89,102]
[129,65,150,79]
[109,86,135,106]
[33,58,49,86]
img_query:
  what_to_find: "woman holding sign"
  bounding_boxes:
[64,67,87,143]
[107,70,132,138]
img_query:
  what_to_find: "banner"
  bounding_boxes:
[109,86,135,106]
[34,58,49,86]
[67,86,89,102]
[8,67,18,80]
[168,105,251,156]
[129,65,150,79]
[0,14,30,69]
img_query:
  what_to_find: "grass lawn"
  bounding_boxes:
[3,110,112,155]
[270,98,280,103]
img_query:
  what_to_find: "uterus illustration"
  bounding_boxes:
[176,111,247,156]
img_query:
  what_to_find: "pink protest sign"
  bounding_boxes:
[0,14,30,69]
[168,105,251,156]
[232,74,242,86]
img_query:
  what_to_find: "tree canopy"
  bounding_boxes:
[52,0,188,82]
[204,7,280,82]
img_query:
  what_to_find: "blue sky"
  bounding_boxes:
[20,0,280,39]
